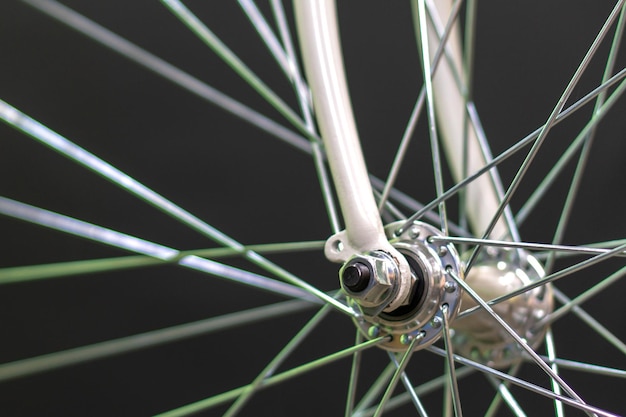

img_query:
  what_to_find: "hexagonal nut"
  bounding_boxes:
[339,251,399,308]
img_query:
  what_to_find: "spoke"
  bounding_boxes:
[154,336,390,417]
[485,374,527,417]
[0,241,326,285]
[345,331,364,417]
[440,305,463,417]
[429,235,626,257]
[20,0,313,154]
[428,346,620,417]
[237,0,291,81]
[465,0,626,272]
[373,334,423,417]
[484,362,524,417]
[458,242,626,319]
[536,356,626,379]
[353,363,396,415]
[401,69,626,232]
[447,269,591,410]
[552,287,626,356]
[0,100,354,316]
[534,239,626,261]
[544,2,626,274]
[237,1,344,236]
[223,301,334,417]
[411,0,520,241]
[459,0,478,240]
[0,299,312,383]
[414,0,449,234]
[378,0,465,213]
[386,353,430,417]
[354,367,475,417]
[161,0,315,141]
[546,329,565,417]
[0,196,320,302]
[537,265,626,328]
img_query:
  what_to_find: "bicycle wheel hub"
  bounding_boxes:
[451,250,554,368]
[340,221,464,352]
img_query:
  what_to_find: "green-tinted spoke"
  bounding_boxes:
[544,2,626,274]
[223,301,334,417]
[537,265,626,328]
[0,100,353,316]
[484,363,524,417]
[345,331,364,417]
[427,346,620,417]
[354,367,475,417]
[0,196,317,302]
[154,336,390,417]
[401,68,626,231]
[552,287,626,356]
[161,0,315,142]
[458,242,626,319]
[0,299,312,383]
[448,269,589,408]
[0,241,325,285]
[413,0,449,234]
[21,0,312,155]
[373,334,422,417]
[464,0,626,273]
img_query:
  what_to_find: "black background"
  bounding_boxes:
[1,1,625,416]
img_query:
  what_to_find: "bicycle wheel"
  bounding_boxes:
[1,1,625,416]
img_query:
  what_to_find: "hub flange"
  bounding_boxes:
[343,220,464,352]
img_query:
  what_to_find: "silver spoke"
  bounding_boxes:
[427,346,619,417]
[429,235,626,257]
[0,241,326,285]
[0,197,317,302]
[378,0,464,213]
[0,100,353,316]
[458,242,626,319]
[448,269,591,411]
[536,357,626,379]
[464,0,626,272]
[544,2,626,274]
[0,299,312,383]
[401,69,626,231]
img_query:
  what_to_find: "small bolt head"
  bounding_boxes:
[431,316,442,329]
[400,334,413,345]
[368,326,380,338]
[408,226,420,239]
[438,245,448,256]
[341,262,371,292]
[444,281,457,293]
